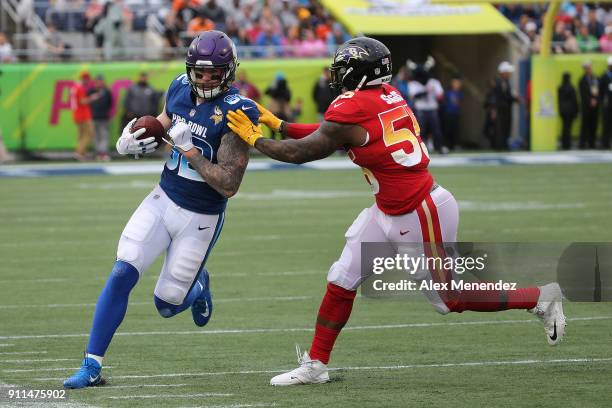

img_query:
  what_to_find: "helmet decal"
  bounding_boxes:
[335,46,369,63]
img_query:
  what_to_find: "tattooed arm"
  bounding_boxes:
[254,120,367,164]
[182,132,249,198]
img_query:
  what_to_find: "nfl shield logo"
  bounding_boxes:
[189,109,196,117]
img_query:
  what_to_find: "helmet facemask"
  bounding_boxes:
[187,63,235,100]
[329,64,347,91]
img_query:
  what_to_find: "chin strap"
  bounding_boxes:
[354,74,368,92]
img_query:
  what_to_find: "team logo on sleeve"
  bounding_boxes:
[210,105,223,125]
[189,109,196,117]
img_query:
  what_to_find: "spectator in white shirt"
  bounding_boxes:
[0,32,16,63]
[408,57,446,153]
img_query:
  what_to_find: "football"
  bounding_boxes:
[131,115,167,147]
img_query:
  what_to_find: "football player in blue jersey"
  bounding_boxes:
[63,31,259,389]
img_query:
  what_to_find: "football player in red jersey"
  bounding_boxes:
[227,37,566,385]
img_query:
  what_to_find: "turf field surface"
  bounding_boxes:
[0,162,611,408]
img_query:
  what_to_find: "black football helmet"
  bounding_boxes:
[329,37,392,91]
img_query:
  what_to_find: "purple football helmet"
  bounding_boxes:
[186,31,238,100]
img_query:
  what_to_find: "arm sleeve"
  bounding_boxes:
[285,123,320,139]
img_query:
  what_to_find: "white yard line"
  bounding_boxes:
[332,357,612,372]
[3,366,112,373]
[235,190,368,200]
[103,383,189,389]
[214,295,312,303]
[0,270,322,285]
[31,357,612,382]
[0,296,313,310]
[1,316,609,341]
[0,358,74,364]
[176,404,276,408]
[0,278,73,284]
[107,393,232,399]
[458,200,586,211]
[0,351,47,355]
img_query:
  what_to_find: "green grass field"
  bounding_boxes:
[1,163,611,408]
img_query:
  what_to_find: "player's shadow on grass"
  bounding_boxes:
[327,375,345,384]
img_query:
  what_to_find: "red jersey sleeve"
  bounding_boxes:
[324,92,369,124]
[285,123,320,139]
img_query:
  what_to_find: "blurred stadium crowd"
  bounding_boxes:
[0,1,611,162]
[1,1,612,62]
[0,0,350,61]
[498,3,612,53]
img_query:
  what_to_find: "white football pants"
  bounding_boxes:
[116,185,224,305]
[327,185,459,313]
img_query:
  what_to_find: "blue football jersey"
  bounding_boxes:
[159,74,259,214]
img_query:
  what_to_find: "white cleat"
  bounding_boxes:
[529,283,566,346]
[270,345,330,386]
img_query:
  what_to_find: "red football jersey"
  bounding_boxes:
[324,83,433,215]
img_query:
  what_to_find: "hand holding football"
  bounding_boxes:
[130,116,167,147]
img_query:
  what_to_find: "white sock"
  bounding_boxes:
[86,353,103,366]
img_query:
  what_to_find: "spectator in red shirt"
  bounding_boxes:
[235,71,261,102]
[71,72,95,161]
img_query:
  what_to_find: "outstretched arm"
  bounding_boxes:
[255,101,319,140]
[226,110,366,164]
[255,121,350,164]
[279,122,321,140]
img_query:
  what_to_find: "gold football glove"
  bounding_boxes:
[255,101,283,132]
[226,109,264,146]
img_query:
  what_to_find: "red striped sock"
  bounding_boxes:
[446,287,540,312]
[309,283,356,364]
[507,287,540,309]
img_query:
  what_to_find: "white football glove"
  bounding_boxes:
[168,121,194,151]
[116,118,158,157]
